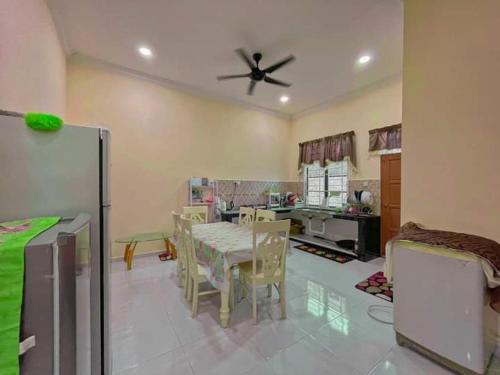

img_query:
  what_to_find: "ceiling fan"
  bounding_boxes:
[217,49,296,95]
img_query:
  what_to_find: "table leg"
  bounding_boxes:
[220,268,232,328]
[123,243,131,262]
[164,239,177,260]
[220,291,230,328]
[127,242,137,270]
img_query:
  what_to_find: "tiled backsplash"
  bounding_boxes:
[348,179,381,214]
[215,178,380,214]
[216,180,303,207]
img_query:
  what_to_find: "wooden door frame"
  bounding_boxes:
[380,153,401,256]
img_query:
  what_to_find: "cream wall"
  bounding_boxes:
[289,78,402,180]
[0,0,66,116]
[66,62,291,257]
[402,0,500,242]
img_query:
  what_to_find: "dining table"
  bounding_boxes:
[191,221,258,328]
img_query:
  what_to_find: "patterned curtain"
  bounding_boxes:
[298,131,356,169]
[369,124,401,152]
[324,131,356,167]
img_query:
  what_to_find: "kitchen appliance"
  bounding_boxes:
[268,192,281,208]
[0,112,111,375]
[21,215,91,375]
[393,242,497,374]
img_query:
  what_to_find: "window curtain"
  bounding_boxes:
[369,123,401,152]
[298,131,356,169]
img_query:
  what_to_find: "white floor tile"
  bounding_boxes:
[250,318,307,359]
[269,293,342,335]
[312,316,395,374]
[183,331,267,375]
[268,336,362,375]
[113,348,194,375]
[368,346,454,375]
[240,361,276,375]
[111,250,496,375]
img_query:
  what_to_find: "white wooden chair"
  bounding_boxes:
[180,216,221,317]
[239,219,291,323]
[239,206,255,226]
[183,205,208,224]
[255,209,276,222]
[172,212,189,294]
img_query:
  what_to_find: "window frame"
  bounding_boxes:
[304,161,349,208]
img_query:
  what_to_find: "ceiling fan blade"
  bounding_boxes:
[247,80,257,95]
[264,76,291,87]
[263,55,296,74]
[236,48,256,69]
[217,73,250,80]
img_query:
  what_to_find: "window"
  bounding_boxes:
[305,164,325,206]
[305,161,348,208]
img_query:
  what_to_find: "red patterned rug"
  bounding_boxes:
[355,271,393,302]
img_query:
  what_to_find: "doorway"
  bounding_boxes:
[380,153,401,255]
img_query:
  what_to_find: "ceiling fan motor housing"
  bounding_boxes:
[217,49,295,95]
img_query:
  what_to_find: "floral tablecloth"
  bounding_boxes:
[192,222,255,292]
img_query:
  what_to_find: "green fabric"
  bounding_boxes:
[0,217,60,375]
[24,112,63,132]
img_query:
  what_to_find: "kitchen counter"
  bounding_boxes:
[293,207,378,219]
[219,206,294,222]
[292,207,380,260]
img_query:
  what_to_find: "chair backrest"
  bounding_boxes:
[239,206,255,226]
[180,215,198,275]
[172,211,187,265]
[183,205,208,224]
[255,209,276,222]
[252,219,290,280]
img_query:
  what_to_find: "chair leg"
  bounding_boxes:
[183,270,189,298]
[279,282,287,319]
[252,285,257,323]
[240,276,247,301]
[187,275,193,301]
[191,280,199,318]
[267,284,272,298]
[176,259,182,284]
[229,270,235,310]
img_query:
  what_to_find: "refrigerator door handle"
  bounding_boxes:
[100,128,111,207]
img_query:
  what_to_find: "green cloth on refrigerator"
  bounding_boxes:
[0,217,60,375]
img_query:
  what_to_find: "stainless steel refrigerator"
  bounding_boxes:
[0,112,111,375]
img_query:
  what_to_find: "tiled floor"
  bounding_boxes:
[111,241,500,375]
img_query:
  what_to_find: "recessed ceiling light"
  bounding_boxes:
[280,95,289,103]
[358,55,371,64]
[138,46,153,57]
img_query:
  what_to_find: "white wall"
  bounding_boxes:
[0,0,66,116]
[402,0,500,242]
[289,78,402,180]
[66,61,291,257]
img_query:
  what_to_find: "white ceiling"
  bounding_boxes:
[48,0,403,116]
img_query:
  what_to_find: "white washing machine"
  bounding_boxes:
[392,242,497,374]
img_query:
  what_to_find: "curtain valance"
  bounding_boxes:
[298,131,356,169]
[368,123,401,152]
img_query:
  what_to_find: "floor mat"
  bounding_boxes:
[158,252,172,261]
[355,271,393,302]
[294,243,354,264]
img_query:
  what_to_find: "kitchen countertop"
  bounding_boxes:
[293,207,379,220]
[220,206,378,220]
[220,206,294,215]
